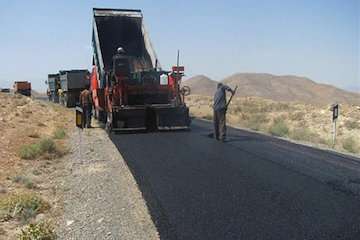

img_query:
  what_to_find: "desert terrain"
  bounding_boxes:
[0,92,159,239]
[186,94,360,155]
[0,92,73,239]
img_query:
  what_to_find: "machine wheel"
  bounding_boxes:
[146,107,158,132]
[105,112,113,133]
[62,94,67,107]
[94,109,99,120]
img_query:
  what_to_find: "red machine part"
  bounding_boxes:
[169,66,185,103]
[90,66,100,109]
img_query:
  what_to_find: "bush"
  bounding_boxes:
[290,128,320,142]
[244,113,268,131]
[19,144,41,160]
[270,102,292,112]
[19,139,57,160]
[53,127,66,139]
[0,193,49,223]
[342,137,359,154]
[269,118,289,137]
[39,139,56,154]
[289,111,304,121]
[19,221,56,240]
[344,120,360,130]
[241,100,268,114]
[12,176,36,189]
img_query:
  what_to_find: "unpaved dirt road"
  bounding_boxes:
[110,119,360,240]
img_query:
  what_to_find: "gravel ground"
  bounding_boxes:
[57,125,159,240]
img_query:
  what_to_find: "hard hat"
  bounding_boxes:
[117,47,125,54]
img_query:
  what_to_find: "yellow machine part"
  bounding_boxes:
[76,107,83,128]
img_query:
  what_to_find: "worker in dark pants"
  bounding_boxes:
[80,85,93,128]
[213,83,235,142]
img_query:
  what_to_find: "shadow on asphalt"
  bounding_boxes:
[204,133,267,143]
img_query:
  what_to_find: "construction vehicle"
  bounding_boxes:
[13,81,31,96]
[59,70,90,107]
[47,74,60,103]
[91,8,191,131]
[0,88,10,93]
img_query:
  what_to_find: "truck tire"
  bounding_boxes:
[61,93,68,107]
[105,112,113,133]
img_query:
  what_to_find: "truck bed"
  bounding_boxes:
[93,8,159,78]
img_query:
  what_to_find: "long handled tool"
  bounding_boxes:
[226,85,238,110]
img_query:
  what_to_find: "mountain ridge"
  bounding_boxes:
[183,73,360,105]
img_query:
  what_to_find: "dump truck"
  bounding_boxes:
[14,81,31,96]
[59,69,90,107]
[91,8,191,131]
[47,74,60,102]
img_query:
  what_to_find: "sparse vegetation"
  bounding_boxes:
[19,144,42,160]
[53,127,66,139]
[289,111,304,121]
[244,113,268,131]
[269,102,292,112]
[19,138,60,160]
[19,221,56,240]
[1,93,73,238]
[290,128,320,142]
[12,176,36,189]
[342,137,359,154]
[39,138,56,153]
[344,120,360,130]
[0,193,49,223]
[188,94,360,154]
[269,118,289,137]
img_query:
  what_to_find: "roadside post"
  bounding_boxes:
[330,103,339,147]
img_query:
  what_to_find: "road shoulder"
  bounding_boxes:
[58,126,159,240]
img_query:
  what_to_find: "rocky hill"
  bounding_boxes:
[183,73,360,106]
[182,75,218,96]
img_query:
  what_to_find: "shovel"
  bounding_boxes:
[225,85,238,111]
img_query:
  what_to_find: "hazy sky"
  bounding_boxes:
[0,0,358,92]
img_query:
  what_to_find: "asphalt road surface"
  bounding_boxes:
[110,119,360,240]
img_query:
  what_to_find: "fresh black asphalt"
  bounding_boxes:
[110,119,360,240]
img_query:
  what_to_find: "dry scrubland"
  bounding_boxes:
[187,95,360,155]
[0,93,73,239]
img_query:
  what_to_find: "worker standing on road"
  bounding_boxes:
[213,83,235,142]
[80,85,93,128]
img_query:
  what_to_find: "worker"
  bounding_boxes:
[46,89,51,101]
[112,46,129,77]
[213,83,235,142]
[79,84,93,128]
[116,46,125,54]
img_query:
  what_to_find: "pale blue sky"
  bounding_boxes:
[0,0,359,92]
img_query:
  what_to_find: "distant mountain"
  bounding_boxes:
[183,73,360,105]
[182,75,218,96]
